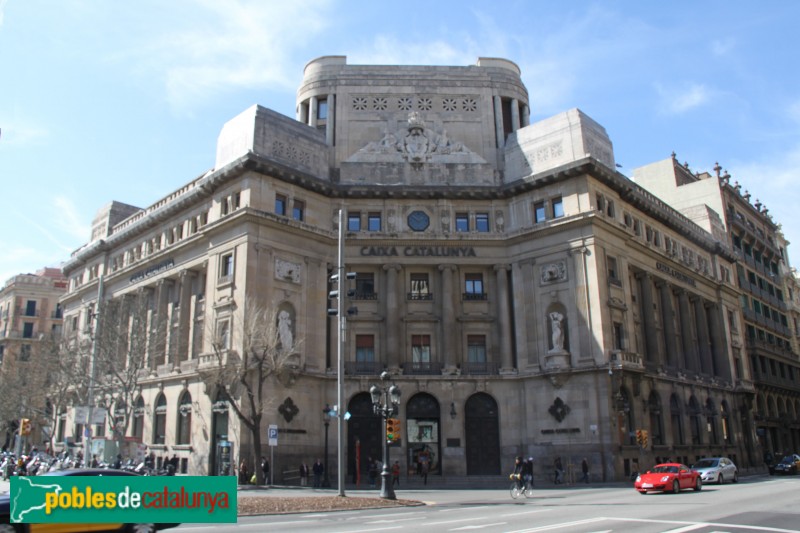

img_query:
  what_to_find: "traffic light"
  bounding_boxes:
[641,429,648,449]
[635,429,643,446]
[19,418,32,436]
[328,272,357,316]
[386,418,401,443]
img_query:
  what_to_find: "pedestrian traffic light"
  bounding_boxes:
[386,418,400,443]
[20,418,32,436]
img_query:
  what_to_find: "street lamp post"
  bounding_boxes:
[370,371,401,500]
[322,404,332,488]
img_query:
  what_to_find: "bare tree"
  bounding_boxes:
[90,292,165,451]
[199,297,300,485]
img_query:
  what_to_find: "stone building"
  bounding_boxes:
[58,57,759,482]
[634,157,800,459]
[0,267,67,449]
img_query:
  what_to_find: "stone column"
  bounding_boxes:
[155,280,171,368]
[636,272,660,366]
[177,271,195,364]
[656,281,677,368]
[383,264,402,371]
[677,290,697,373]
[493,95,504,149]
[309,96,318,128]
[439,264,457,373]
[298,101,308,124]
[495,264,514,372]
[708,303,731,380]
[511,98,520,132]
[521,104,530,127]
[694,298,713,375]
[325,93,335,146]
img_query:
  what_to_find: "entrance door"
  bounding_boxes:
[465,393,500,475]
[347,392,382,485]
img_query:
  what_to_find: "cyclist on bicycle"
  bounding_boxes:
[510,456,524,489]
[522,456,534,489]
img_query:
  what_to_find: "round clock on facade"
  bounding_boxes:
[407,210,430,231]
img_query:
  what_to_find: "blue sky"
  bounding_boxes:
[2,0,799,283]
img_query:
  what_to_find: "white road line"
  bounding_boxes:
[325,527,404,533]
[366,517,426,524]
[660,525,708,533]
[507,517,608,532]
[500,509,553,518]
[450,523,508,530]
[427,516,498,526]
[611,516,800,533]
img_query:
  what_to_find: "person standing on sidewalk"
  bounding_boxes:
[580,457,590,483]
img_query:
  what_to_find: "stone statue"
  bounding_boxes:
[278,310,293,351]
[549,312,564,352]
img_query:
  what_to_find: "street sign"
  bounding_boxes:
[268,424,278,447]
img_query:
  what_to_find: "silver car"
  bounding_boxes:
[692,457,738,484]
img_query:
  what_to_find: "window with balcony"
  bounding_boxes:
[356,335,375,362]
[613,322,624,350]
[25,300,36,316]
[467,335,486,363]
[464,273,486,300]
[475,213,490,232]
[292,200,305,221]
[368,212,382,232]
[411,335,431,363]
[409,273,431,300]
[23,322,34,339]
[455,213,469,232]
[348,212,361,231]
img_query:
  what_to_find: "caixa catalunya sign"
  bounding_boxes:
[360,246,477,257]
[129,259,175,284]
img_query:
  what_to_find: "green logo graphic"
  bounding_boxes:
[11,476,237,524]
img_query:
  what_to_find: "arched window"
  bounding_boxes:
[689,396,703,445]
[670,394,684,445]
[177,391,192,445]
[153,394,167,445]
[706,398,718,445]
[720,400,733,445]
[648,391,664,445]
[132,396,145,440]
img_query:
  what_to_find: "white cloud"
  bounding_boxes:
[655,82,712,115]
[53,196,91,242]
[118,0,334,113]
[0,121,49,147]
[0,0,7,27]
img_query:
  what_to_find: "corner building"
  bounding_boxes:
[60,57,759,481]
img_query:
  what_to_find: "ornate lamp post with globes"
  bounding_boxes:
[370,371,401,500]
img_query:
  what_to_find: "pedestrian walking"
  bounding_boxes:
[554,456,564,485]
[299,462,309,486]
[580,457,590,483]
[261,456,270,485]
[312,458,324,488]
[391,460,401,487]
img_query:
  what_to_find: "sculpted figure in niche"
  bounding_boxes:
[278,310,293,351]
[549,311,565,352]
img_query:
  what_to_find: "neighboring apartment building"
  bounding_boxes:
[0,267,67,448]
[634,155,800,459]
[58,57,759,482]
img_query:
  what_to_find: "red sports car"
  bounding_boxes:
[634,463,702,494]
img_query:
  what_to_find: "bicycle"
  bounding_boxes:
[509,474,534,499]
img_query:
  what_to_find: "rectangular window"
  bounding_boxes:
[25,300,36,316]
[275,194,287,216]
[534,201,546,223]
[411,335,431,363]
[613,322,624,350]
[217,320,231,350]
[355,335,375,362]
[552,197,564,218]
[475,213,490,232]
[368,212,382,232]
[409,273,431,300]
[455,213,469,232]
[348,212,361,232]
[467,335,486,363]
[220,253,234,283]
[23,322,34,339]
[464,273,485,300]
[317,98,328,120]
[607,256,619,283]
[355,273,376,299]
[292,200,305,221]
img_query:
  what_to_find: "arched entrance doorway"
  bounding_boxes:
[407,393,441,477]
[465,392,500,476]
[209,391,230,476]
[347,392,381,485]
